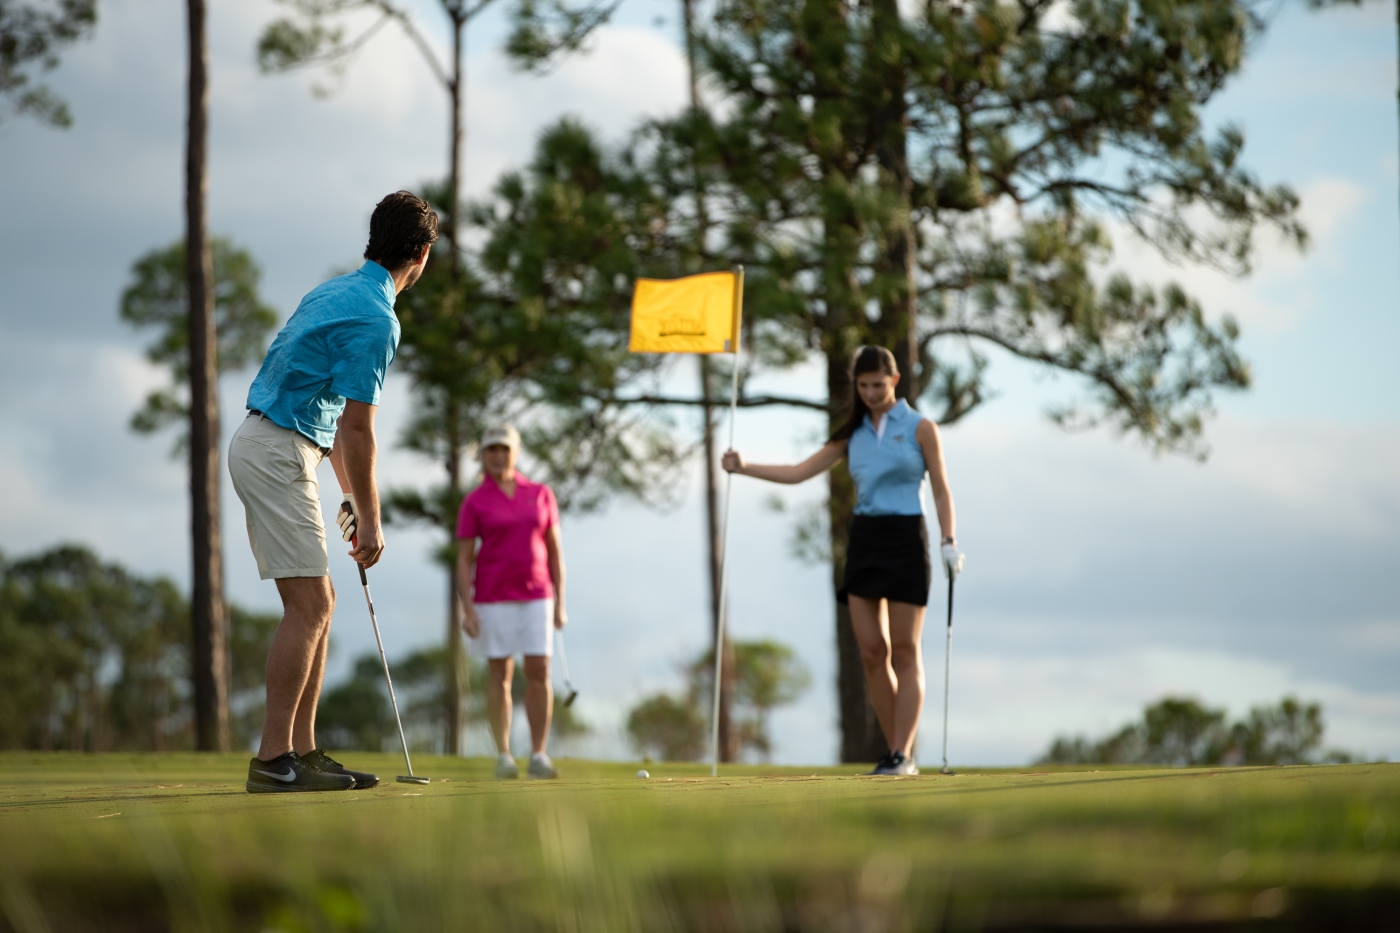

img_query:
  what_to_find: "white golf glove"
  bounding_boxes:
[940,542,965,581]
[337,493,359,543]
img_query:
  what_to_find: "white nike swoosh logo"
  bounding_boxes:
[254,768,297,782]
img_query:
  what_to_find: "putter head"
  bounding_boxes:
[563,687,579,708]
[397,775,430,785]
[940,767,954,775]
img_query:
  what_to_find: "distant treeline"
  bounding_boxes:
[2,544,1370,766]
[1039,696,1361,767]
[0,545,278,751]
[315,648,589,755]
[0,545,588,756]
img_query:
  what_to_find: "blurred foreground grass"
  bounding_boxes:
[0,754,1395,931]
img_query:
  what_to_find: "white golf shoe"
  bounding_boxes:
[495,753,519,779]
[527,753,559,779]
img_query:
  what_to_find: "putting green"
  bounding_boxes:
[0,753,1394,930]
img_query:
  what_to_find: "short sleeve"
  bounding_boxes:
[328,314,396,405]
[541,485,559,530]
[456,491,479,540]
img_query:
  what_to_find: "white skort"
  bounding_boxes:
[470,599,555,659]
[228,412,330,580]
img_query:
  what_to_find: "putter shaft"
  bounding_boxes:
[358,561,422,783]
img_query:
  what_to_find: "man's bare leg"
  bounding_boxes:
[523,655,552,755]
[258,576,335,761]
[292,592,335,754]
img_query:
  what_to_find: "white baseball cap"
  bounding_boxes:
[481,424,520,452]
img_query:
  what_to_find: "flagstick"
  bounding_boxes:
[710,266,743,777]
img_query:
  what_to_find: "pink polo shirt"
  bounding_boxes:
[456,473,559,604]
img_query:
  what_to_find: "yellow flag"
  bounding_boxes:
[629,269,743,354]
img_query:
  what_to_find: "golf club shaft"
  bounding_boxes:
[360,563,416,779]
[941,576,954,773]
[555,628,573,687]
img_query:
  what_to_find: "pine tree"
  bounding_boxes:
[632,0,1304,758]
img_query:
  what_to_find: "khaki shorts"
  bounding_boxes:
[228,413,330,580]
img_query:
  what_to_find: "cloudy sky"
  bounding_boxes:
[1,0,1396,765]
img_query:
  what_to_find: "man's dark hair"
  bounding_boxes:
[364,191,439,269]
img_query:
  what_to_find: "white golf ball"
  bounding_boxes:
[636,769,650,779]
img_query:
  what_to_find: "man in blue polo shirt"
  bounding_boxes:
[229,191,437,793]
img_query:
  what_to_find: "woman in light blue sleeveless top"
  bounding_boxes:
[722,347,964,776]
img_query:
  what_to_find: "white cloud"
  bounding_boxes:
[1107,176,1368,337]
[467,26,689,192]
[1298,176,1368,244]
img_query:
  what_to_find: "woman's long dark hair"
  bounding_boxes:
[828,346,899,444]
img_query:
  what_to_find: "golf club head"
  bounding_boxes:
[940,767,954,775]
[397,775,430,785]
[562,687,579,708]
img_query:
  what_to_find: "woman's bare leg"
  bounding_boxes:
[848,595,896,751]
[523,655,553,755]
[887,600,928,757]
[487,657,514,755]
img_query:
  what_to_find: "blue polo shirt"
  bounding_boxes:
[848,399,927,516]
[246,261,400,449]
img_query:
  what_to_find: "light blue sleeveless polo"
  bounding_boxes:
[847,399,927,516]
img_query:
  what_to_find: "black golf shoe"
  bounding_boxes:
[870,751,918,776]
[868,751,897,775]
[245,751,355,794]
[302,748,380,789]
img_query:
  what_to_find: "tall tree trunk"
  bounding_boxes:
[445,419,464,754]
[447,12,464,269]
[685,0,734,761]
[442,13,467,755]
[807,0,887,763]
[870,0,919,402]
[843,0,919,762]
[186,0,230,752]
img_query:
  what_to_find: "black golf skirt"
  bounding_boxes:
[838,514,932,608]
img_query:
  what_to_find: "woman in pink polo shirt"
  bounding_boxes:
[455,424,567,780]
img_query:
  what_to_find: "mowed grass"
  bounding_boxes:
[0,754,1395,931]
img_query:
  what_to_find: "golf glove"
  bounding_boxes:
[337,494,359,543]
[941,543,965,581]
